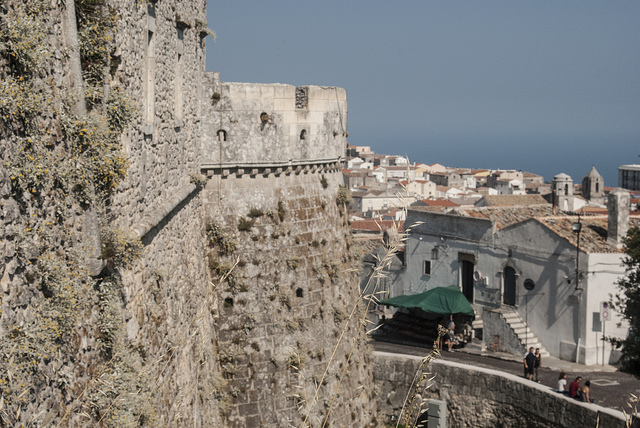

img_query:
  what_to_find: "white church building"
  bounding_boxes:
[394,186,636,365]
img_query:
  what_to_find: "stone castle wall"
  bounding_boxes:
[105,1,376,426]
[373,352,626,427]
[201,73,347,166]
[106,1,227,425]
[201,168,376,427]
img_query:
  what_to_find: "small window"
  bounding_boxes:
[423,260,431,275]
[296,288,304,298]
[299,129,307,140]
[431,248,438,260]
[216,129,227,141]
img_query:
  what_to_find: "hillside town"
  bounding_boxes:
[2,0,639,425]
[346,144,640,223]
[347,144,640,371]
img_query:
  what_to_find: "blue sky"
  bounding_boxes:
[206,1,640,184]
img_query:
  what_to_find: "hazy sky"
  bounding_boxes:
[206,1,640,184]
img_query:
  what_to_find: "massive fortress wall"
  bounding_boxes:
[106,2,376,427]
[201,168,375,427]
[0,0,375,424]
[107,1,226,425]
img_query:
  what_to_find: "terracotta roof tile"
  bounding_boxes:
[350,219,404,232]
[420,199,459,207]
[536,216,640,253]
[479,194,548,207]
[461,205,555,229]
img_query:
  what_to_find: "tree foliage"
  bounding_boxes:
[611,226,640,375]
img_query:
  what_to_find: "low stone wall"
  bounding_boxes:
[373,351,626,427]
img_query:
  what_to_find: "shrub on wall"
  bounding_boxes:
[336,185,351,207]
[100,226,143,270]
[207,222,237,256]
[237,217,255,232]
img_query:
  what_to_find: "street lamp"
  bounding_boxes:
[572,217,583,291]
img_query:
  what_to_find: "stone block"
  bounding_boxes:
[273,98,292,111]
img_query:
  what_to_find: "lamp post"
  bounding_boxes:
[572,217,583,291]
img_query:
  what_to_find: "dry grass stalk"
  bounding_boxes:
[624,393,640,428]
[396,326,446,428]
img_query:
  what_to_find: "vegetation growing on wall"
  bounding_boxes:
[336,184,351,208]
[207,222,237,256]
[0,1,142,425]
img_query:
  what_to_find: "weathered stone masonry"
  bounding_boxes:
[107,1,377,427]
[374,352,626,427]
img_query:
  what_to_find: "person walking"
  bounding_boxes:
[523,347,536,381]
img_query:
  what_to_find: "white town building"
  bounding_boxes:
[394,189,636,365]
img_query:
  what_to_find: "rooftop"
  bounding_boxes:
[478,194,548,207]
[536,215,640,253]
[417,199,460,207]
[460,205,555,229]
[421,205,640,253]
[350,219,404,233]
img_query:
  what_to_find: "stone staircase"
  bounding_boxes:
[495,306,550,357]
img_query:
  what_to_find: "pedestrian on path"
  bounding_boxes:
[534,348,541,382]
[524,347,536,381]
[446,315,456,352]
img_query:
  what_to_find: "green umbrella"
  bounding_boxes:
[382,285,475,320]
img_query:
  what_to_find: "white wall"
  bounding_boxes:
[498,221,581,360]
[400,211,495,299]
[580,252,627,365]
[400,211,628,364]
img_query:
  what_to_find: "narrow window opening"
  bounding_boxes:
[146,30,155,125]
[431,248,438,260]
[423,260,431,275]
[296,288,304,298]
[217,129,227,141]
[299,129,307,140]
[174,26,184,123]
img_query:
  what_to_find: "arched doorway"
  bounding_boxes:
[503,266,517,306]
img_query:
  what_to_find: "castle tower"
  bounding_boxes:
[582,166,605,204]
[552,173,574,211]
